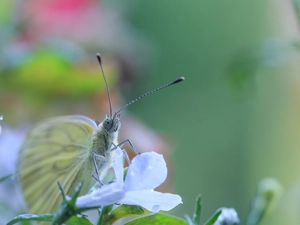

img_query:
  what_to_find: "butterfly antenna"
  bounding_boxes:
[97,54,113,117]
[116,77,185,115]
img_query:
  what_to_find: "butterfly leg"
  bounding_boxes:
[117,139,140,155]
[91,153,106,185]
[91,142,123,185]
[91,140,139,185]
[105,142,129,165]
[118,139,140,164]
[108,139,139,165]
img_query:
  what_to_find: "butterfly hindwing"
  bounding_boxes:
[18,115,98,214]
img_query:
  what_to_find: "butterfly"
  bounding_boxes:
[18,54,185,215]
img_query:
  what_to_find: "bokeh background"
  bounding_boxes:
[1,0,300,224]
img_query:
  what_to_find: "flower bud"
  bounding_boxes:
[214,208,240,225]
[246,177,283,225]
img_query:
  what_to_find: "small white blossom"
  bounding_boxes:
[214,208,240,225]
[76,147,182,212]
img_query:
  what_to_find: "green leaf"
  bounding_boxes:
[97,205,113,225]
[6,214,53,225]
[203,209,222,225]
[52,181,97,225]
[104,204,144,224]
[125,213,188,225]
[52,181,80,224]
[65,215,93,225]
[192,195,202,225]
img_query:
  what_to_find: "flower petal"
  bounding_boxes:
[113,147,125,183]
[76,181,124,208]
[121,190,182,212]
[123,152,167,191]
[75,148,125,208]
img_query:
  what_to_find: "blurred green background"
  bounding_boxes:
[2,0,300,224]
[127,0,267,219]
[127,1,300,224]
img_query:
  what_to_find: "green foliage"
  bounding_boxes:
[65,216,93,225]
[7,214,93,225]
[202,209,221,225]
[102,204,144,225]
[191,195,202,225]
[125,213,188,225]
[185,195,221,225]
[7,214,53,225]
[52,182,98,225]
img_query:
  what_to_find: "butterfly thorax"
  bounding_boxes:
[91,116,120,157]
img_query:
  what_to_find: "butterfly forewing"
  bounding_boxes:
[18,115,98,214]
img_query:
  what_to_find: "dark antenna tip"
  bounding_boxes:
[172,77,185,84]
[97,53,102,65]
[96,53,113,117]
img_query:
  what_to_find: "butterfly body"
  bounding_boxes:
[18,115,120,214]
[92,116,120,157]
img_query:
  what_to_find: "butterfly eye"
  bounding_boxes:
[103,118,113,131]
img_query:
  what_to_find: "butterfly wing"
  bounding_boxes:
[18,115,98,214]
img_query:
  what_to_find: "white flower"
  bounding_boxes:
[76,147,182,212]
[214,208,240,225]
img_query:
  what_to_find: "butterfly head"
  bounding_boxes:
[102,113,121,133]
